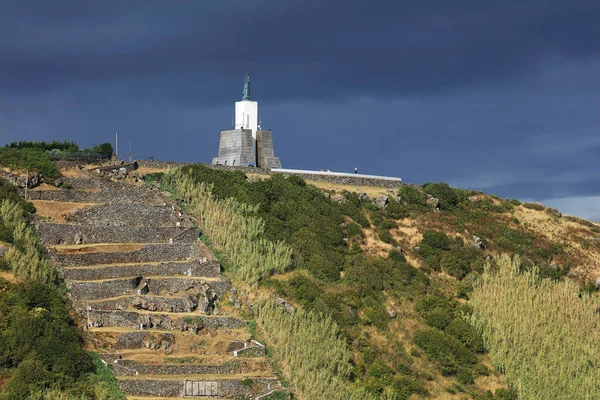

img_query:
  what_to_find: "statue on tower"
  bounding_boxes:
[242,73,251,101]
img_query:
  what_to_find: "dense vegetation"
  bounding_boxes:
[0,147,59,181]
[162,169,292,285]
[0,177,123,399]
[469,255,600,399]
[160,165,552,398]
[6,140,113,159]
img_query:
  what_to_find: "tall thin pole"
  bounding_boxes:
[24,169,28,201]
[115,132,119,159]
[128,141,132,162]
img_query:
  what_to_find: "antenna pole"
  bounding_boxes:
[128,142,132,162]
[115,132,119,159]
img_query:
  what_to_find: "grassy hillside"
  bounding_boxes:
[0,177,123,399]
[157,165,600,400]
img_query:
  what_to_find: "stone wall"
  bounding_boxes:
[68,277,231,300]
[66,203,176,226]
[84,310,246,330]
[50,243,198,266]
[117,378,279,399]
[137,160,191,170]
[112,359,256,376]
[206,164,405,189]
[61,260,220,281]
[37,224,199,245]
[212,129,256,167]
[256,130,282,169]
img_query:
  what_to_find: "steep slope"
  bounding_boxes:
[32,168,281,399]
[156,165,600,400]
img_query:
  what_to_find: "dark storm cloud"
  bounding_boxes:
[1,1,599,104]
[1,1,600,220]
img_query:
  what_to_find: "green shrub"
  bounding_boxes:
[398,186,427,206]
[347,222,364,239]
[421,230,451,251]
[388,250,406,263]
[385,200,409,219]
[62,183,73,190]
[522,202,545,211]
[422,183,466,210]
[0,148,59,180]
[441,247,484,279]
[456,369,474,385]
[23,202,36,215]
[413,328,476,374]
[445,318,484,353]
[510,198,521,206]
[378,229,395,245]
[379,219,397,230]
[424,307,452,330]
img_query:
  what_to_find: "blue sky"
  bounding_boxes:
[1,1,600,219]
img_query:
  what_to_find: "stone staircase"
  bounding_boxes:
[33,171,280,399]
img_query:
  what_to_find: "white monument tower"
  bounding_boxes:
[212,74,281,168]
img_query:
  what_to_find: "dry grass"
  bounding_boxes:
[51,243,143,254]
[137,166,169,175]
[31,200,96,223]
[513,205,600,278]
[59,167,89,178]
[0,270,19,283]
[31,183,60,191]
[306,180,390,198]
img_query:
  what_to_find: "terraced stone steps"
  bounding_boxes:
[50,243,198,266]
[89,328,252,353]
[38,224,200,245]
[117,377,279,399]
[66,203,179,226]
[37,170,281,398]
[67,276,230,300]
[61,260,220,281]
[106,358,271,377]
[84,309,246,332]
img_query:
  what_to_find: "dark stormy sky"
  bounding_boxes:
[2,1,600,219]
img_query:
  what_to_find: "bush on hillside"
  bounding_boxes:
[421,230,452,251]
[398,186,427,206]
[422,182,466,210]
[522,202,545,211]
[413,328,476,374]
[0,148,59,180]
[0,279,94,398]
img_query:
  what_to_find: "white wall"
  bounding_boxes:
[235,100,258,139]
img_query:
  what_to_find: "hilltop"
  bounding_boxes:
[0,150,599,399]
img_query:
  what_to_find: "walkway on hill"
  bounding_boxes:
[31,170,280,399]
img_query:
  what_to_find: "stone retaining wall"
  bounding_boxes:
[85,310,246,330]
[113,359,253,376]
[28,185,163,204]
[111,332,175,350]
[138,160,191,170]
[117,377,279,399]
[38,224,199,245]
[68,277,230,300]
[82,295,197,313]
[50,243,198,266]
[66,203,176,226]
[62,260,220,281]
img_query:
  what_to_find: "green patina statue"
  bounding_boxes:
[242,73,251,100]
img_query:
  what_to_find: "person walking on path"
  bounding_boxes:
[354,167,358,174]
